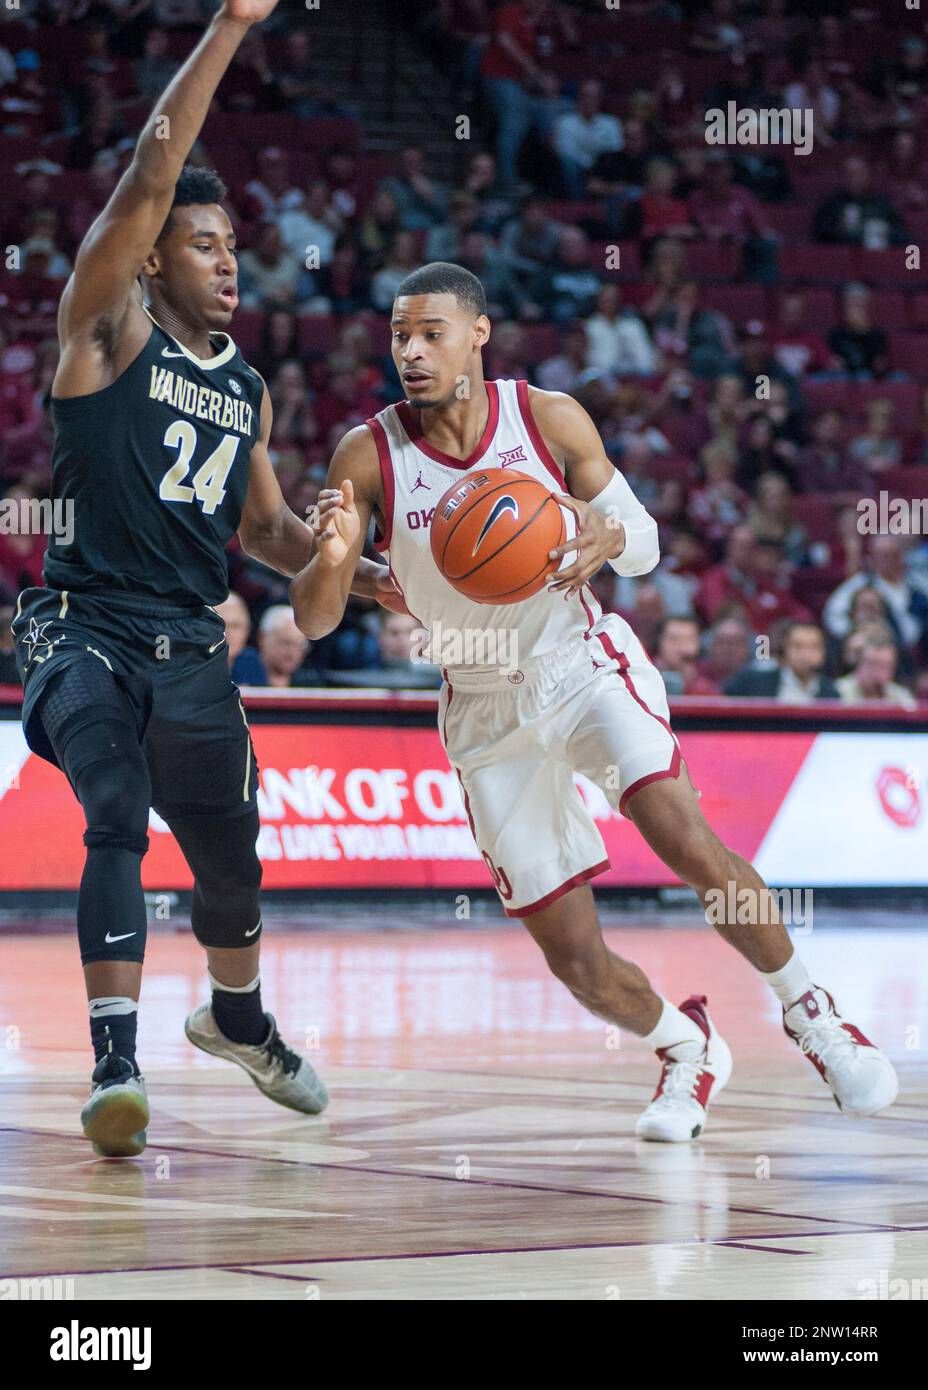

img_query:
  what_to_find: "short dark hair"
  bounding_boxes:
[394,261,487,317]
[655,615,701,645]
[157,164,228,242]
[783,620,823,645]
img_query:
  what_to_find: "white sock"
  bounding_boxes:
[641,998,706,1058]
[208,970,260,995]
[88,996,137,1017]
[762,951,813,1008]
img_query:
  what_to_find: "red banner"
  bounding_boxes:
[0,723,818,890]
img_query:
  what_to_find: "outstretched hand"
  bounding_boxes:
[312,480,361,568]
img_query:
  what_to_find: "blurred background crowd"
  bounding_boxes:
[1,0,927,705]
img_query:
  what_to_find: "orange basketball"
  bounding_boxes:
[430,468,567,604]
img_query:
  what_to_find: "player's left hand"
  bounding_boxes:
[220,0,280,28]
[546,497,625,597]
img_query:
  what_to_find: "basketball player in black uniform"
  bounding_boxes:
[11,0,397,1157]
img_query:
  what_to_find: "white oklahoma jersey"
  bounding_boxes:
[366,377,681,917]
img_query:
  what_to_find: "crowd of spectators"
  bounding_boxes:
[1,0,927,702]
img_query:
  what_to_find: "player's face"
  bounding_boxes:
[151,205,239,327]
[391,293,490,409]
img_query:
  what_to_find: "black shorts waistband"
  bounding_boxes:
[49,587,209,619]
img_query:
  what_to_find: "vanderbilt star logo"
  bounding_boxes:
[22,617,63,664]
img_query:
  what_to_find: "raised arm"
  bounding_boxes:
[57,0,278,382]
[289,425,384,639]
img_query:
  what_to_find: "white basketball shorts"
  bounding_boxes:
[437,614,682,917]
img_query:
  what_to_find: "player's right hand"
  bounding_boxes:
[313,480,360,568]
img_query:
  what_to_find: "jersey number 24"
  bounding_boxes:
[159,421,240,516]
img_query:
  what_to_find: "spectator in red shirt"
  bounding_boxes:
[479,0,577,192]
[696,523,759,623]
[771,292,835,378]
[311,356,382,439]
[638,158,694,245]
[688,439,749,551]
[650,369,713,458]
[691,614,753,694]
[745,538,813,631]
[795,409,874,500]
[688,153,778,283]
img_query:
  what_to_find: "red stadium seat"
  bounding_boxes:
[788,172,838,205]
[791,567,844,617]
[851,248,911,287]
[542,201,604,225]
[802,380,854,414]
[889,334,928,381]
[780,245,856,284]
[791,495,841,541]
[296,315,340,356]
[876,467,928,501]
[686,243,739,280]
[852,381,922,420]
[869,291,908,328]
[770,287,836,331]
[700,285,766,325]
[764,205,811,239]
[619,282,653,311]
[228,309,263,357]
[649,454,694,485]
[519,325,560,364]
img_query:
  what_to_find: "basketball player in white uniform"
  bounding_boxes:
[291,263,897,1141]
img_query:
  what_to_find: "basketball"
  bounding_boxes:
[430,468,568,604]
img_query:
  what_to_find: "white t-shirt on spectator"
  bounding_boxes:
[554,112,623,170]
[585,312,657,375]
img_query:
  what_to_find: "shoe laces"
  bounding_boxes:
[795,1011,860,1072]
[261,1025,301,1079]
[654,1054,705,1106]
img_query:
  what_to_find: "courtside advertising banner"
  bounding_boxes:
[0,723,925,889]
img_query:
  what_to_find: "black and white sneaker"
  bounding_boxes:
[184,1006,329,1115]
[80,1054,149,1158]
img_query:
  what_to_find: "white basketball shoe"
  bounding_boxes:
[783,986,898,1117]
[636,995,733,1142]
[185,1006,329,1115]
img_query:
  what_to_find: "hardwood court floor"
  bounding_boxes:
[1,917,926,1300]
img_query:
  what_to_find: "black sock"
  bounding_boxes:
[89,997,138,1072]
[209,972,269,1045]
